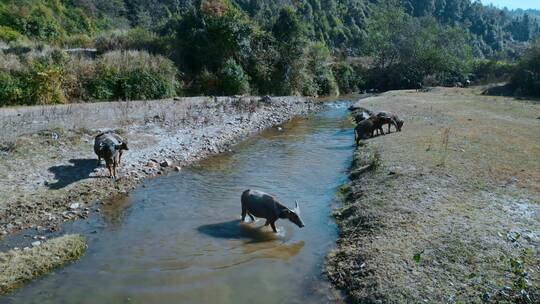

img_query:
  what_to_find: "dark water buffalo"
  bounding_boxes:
[241,189,304,233]
[354,116,384,145]
[376,112,404,133]
[94,132,129,178]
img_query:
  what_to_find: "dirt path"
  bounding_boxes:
[326,87,540,303]
[0,96,319,239]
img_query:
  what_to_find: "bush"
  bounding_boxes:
[306,42,338,96]
[86,51,178,100]
[0,71,23,106]
[511,41,540,96]
[62,57,96,101]
[472,60,515,84]
[0,26,22,42]
[218,58,250,95]
[332,63,357,94]
[94,28,167,54]
[61,34,94,48]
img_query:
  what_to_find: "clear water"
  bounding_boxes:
[2,102,354,304]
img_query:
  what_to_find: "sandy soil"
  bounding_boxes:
[326,87,540,303]
[0,96,319,239]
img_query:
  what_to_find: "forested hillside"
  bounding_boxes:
[0,0,539,105]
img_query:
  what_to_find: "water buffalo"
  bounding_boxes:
[95,131,129,165]
[354,116,384,145]
[241,189,304,233]
[94,132,128,178]
[376,112,404,133]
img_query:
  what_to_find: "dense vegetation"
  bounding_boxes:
[0,0,539,105]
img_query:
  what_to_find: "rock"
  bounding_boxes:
[146,160,158,167]
[31,241,41,247]
[260,95,272,104]
[174,166,182,171]
[160,159,173,167]
[69,203,80,210]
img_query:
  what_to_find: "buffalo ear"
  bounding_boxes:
[294,200,300,214]
[279,209,291,219]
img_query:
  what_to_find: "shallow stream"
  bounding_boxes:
[3,101,354,304]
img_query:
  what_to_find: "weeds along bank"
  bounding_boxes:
[0,49,178,106]
[0,96,320,238]
[326,88,540,303]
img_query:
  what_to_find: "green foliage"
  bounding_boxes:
[0,26,22,42]
[0,49,178,107]
[511,40,540,96]
[472,59,515,84]
[218,58,250,95]
[305,42,338,96]
[94,28,168,54]
[364,8,473,90]
[87,51,177,100]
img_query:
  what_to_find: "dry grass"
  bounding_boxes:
[0,234,87,294]
[327,87,540,303]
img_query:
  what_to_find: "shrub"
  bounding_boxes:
[0,26,22,42]
[94,28,167,54]
[511,41,540,96]
[218,58,250,95]
[0,71,23,106]
[472,60,515,84]
[0,53,24,73]
[332,63,357,94]
[62,57,96,101]
[306,42,338,96]
[86,51,178,100]
[25,62,67,105]
[61,34,94,48]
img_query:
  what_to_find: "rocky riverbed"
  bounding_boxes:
[0,96,320,240]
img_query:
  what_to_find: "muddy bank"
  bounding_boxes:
[0,96,320,240]
[327,87,540,303]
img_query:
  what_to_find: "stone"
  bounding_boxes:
[160,159,173,167]
[69,203,80,210]
[174,166,182,171]
[31,241,41,247]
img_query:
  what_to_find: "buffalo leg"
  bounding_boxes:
[96,156,101,166]
[248,213,255,222]
[270,222,277,233]
[241,208,247,222]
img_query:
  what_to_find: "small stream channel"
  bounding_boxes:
[2,100,355,304]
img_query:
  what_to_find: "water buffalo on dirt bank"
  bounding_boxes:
[94,131,129,178]
[241,189,304,233]
[376,112,404,133]
[354,116,384,145]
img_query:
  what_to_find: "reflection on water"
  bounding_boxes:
[2,101,353,304]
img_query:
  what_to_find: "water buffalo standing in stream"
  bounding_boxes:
[241,189,304,233]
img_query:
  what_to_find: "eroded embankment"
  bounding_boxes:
[326,87,540,303]
[0,96,320,240]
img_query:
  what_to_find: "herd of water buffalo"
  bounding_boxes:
[349,106,404,146]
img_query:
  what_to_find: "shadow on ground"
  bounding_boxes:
[197,219,278,243]
[47,158,98,189]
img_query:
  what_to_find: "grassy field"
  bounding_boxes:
[326,87,540,303]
